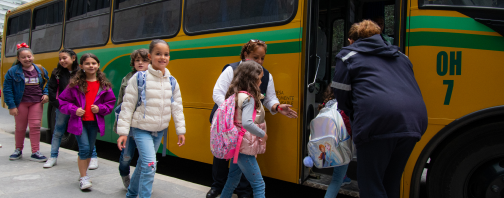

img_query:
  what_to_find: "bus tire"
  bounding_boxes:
[426,121,504,198]
[47,106,78,150]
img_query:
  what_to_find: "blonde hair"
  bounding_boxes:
[348,19,382,41]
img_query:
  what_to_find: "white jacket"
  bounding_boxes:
[117,65,186,136]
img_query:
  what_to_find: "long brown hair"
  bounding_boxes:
[69,53,112,93]
[318,86,335,111]
[225,61,263,108]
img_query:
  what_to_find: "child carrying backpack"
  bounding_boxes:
[210,61,268,198]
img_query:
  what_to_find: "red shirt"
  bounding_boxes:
[82,81,100,121]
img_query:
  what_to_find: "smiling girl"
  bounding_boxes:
[58,53,116,190]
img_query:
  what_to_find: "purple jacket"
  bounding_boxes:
[58,84,116,136]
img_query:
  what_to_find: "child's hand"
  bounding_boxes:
[261,134,268,142]
[91,105,99,114]
[41,95,49,104]
[9,108,18,116]
[76,108,85,117]
[117,135,128,151]
[177,135,185,146]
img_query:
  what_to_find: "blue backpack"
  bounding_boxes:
[114,71,177,156]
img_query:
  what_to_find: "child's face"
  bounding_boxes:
[80,57,100,75]
[134,56,148,71]
[59,52,75,69]
[244,46,266,65]
[257,70,263,87]
[149,43,170,71]
[18,50,34,67]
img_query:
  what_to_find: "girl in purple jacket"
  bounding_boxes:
[58,53,116,190]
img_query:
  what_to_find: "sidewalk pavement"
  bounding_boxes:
[0,130,211,198]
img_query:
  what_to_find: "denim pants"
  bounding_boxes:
[325,164,349,198]
[119,134,136,177]
[75,121,99,160]
[51,109,98,158]
[221,153,265,198]
[126,127,165,198]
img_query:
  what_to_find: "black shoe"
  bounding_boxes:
[206,189,220,198]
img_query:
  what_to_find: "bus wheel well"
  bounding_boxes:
[410,105,504,198]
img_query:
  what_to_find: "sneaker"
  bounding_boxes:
[30,151,48,162]
[79,176,92,190]
[122,175,130,189]
[9,148,22,160]
[43,157,57,168]
[77,174,92,182]
[341,175,351,186]
[88,158,98,170]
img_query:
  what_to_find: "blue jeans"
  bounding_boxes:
[75,121,98,160]
[325,164,349,198]
[119,134,136,176]
[126,128,165,198]
[51,109,99,158]
[221,153,265,198]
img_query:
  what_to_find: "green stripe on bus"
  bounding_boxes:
[78,28,301,67]
[408,16,495,32]
[408,31,504,51]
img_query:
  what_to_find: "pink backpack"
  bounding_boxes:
[210,91,256,163]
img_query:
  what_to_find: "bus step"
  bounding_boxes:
[303,173,360,197]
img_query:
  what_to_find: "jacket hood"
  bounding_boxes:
[340,34,400,58]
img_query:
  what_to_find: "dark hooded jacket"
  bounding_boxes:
[48,66,79,109]
[332,34,427,146]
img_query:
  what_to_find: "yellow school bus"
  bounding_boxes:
[2,0,503,197]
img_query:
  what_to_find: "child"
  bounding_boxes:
[114,48,149,189]
[44,49,99,168]
[220,61,268,198]
[58,53,116,190]
[3,43,49,162]
[116,39,186,198]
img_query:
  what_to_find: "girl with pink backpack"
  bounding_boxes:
[214,61,268,198]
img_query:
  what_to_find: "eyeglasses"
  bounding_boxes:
[250,39,266,44]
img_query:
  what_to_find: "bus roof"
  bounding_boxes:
[6,0,51,16]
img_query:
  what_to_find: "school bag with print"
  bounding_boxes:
[303,99,354,168]
[210,91,256,163]
[114,71,177,156]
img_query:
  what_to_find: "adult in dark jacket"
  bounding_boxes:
[44,49,98,168]
[332,20,427,198]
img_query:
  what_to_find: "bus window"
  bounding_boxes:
[31,1,64,54]
[422,0,504,7]
[112,0,181,43]
[184,0,297,35]
[64,0,110,49]
[5,11,30,57]
[331,19,345,67]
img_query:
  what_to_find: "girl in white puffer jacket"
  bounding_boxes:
[116,39,186,198]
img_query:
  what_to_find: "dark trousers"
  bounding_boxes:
[211,156,253,197]
[356,137,418,198]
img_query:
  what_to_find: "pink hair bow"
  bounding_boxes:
[16,43,29,50]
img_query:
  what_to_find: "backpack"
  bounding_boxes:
[210,91,256,164]
[304,100,354,168]
[114,71,177,156]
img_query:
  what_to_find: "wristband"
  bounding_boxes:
[276,105,283,112]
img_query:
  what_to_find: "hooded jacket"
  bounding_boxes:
[332,34,427,146]
[58,84,116,136]
[116,65,186,136]
[48,66,79,109]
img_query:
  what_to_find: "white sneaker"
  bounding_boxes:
[88,158,98,170]
[122,175,130,189]
[79,176,92,190]
[43,157,57,168]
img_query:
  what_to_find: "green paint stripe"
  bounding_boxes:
[171,41,301,60]
[408,31,504,51]
[78,28,301,67]
[408,16,495,32]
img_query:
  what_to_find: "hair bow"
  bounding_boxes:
[16,43,29,50]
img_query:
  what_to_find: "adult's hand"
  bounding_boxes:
[278,104,298,118]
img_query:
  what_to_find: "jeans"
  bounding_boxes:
[126,128,165,198]
[211,156,252,197]
[357,137,418,198]
[325,164,349,198]
[221,153,265,198]
[119,134,136,176]
[51,109,98,158]
[75,121,99,160]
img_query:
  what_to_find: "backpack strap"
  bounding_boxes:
[136,71,147,118]
[35,64,48,90]
[162,76,177,157]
